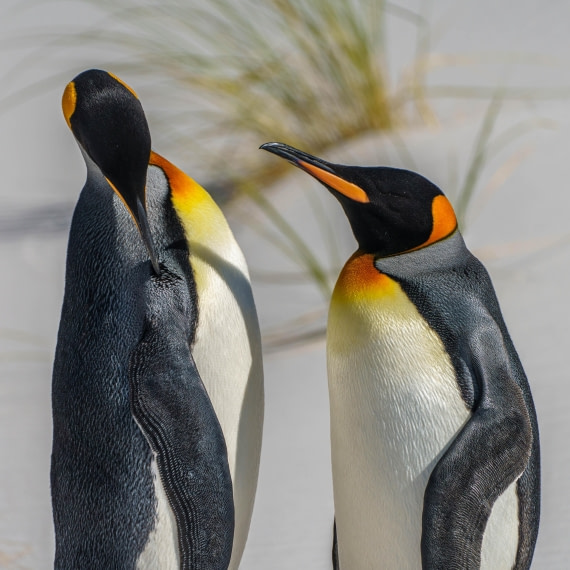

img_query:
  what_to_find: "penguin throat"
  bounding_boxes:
[333,252,399,303]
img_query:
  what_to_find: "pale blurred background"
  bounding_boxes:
[1,0,570,567]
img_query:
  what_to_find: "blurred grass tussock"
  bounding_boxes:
[42,0,443,182]
[9,0,562,347]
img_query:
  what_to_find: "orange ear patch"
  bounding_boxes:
[427,195,457,246]
[404,195,457,253]
[333,252,399,303]
[299,160,370,203]
[108,72,139,99]
[62,81,77,129]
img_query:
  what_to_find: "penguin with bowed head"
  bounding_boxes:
[261,142,540,570]
[52,69,263,569]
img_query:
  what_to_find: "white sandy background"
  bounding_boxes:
[1,1,570,568]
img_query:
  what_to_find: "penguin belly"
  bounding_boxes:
[481,480,519,569]
[327,252,471,569]
[137,458,179,570]
[190,247,263,570]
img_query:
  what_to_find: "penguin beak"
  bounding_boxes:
[133,196,161,276]
[105,177,161,275]
[260,142,370,204]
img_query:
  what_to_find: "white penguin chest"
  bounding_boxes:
[327,253,471,569]
[189,245,264,570]
[191,247,257,454]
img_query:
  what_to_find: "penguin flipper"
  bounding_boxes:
[129,271,234,570]
[421,320,533,570]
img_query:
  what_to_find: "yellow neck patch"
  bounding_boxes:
[62,81,77,129]
[150,151,202,203]
[333,252,399,303]
[150,151,227,248]
[150,151,240,295]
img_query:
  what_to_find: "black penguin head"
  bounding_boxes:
[63,69,160,274]
[260,142,457,257]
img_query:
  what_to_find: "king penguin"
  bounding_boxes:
[261,142,540,570]
[52,69,263,569]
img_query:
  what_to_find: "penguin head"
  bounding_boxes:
[63,69,160,274]
[260,142,457,257]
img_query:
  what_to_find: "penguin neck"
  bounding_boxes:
[149,152,245,288]
[374,230,470,279]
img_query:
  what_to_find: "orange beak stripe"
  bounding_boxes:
[299,160,370,203]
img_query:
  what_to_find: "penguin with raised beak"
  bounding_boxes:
[262,141,539,570]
